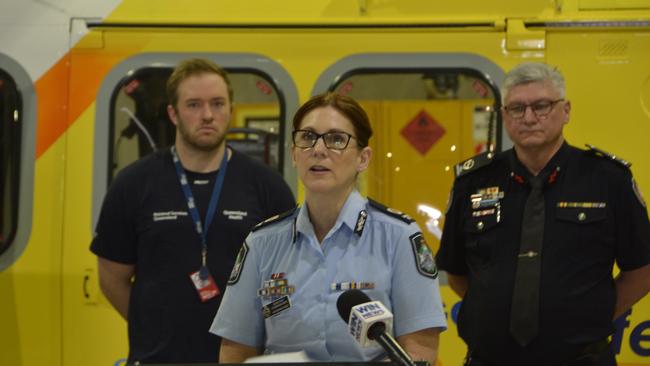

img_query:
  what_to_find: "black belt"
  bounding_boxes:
[464,339,613,366]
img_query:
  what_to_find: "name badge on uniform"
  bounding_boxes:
[472,208,496,217]
[189,269,220,302]
[262,295,291,319]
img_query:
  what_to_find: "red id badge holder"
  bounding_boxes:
[189,269,220,302]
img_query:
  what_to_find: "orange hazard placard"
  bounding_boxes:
[400,110,446,155]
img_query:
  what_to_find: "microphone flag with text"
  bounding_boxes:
[336,289,416,366]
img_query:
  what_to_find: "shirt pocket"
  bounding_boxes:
[463,213,500,269]
[556,207,606,224]
[555,206,612,259]
[262,296,314,349]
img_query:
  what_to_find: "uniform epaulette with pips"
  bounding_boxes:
[368,198,414,224]
[585,144,631,169]
[251,207,297,232]
[454,151,495,178]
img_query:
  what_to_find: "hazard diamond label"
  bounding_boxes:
[400,110,446,155]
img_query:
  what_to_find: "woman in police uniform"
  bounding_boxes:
[210,93,446,363]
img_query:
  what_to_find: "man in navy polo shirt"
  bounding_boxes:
[91,58,294,364]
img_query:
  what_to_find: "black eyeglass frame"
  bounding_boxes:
[291,129,360,150]
[502,99,565,119]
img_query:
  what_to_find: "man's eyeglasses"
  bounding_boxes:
[292,129,358,150]
[503,99,564,119]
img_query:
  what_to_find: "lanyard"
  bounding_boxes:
[171,145,229,279]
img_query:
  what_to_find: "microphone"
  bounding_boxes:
[337,289,416,366]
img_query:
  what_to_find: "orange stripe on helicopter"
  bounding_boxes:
[36,51,133,158]
[35,54,70,159]
[68,52,125,129]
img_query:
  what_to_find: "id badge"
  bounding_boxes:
[189,269,220,302]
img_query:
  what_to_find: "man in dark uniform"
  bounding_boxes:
[436,62,650,366]
[90,58,295,364]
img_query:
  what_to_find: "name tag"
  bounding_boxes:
[262,295,291,319]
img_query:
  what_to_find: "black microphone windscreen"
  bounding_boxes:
[336,289,371,323]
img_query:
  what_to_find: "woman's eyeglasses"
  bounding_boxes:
[292,129,359,150]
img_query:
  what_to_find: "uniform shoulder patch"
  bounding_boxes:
[251,207,297,232]
[409,232,438,279]
[228,242,249,285]
[585,144,631,169]
[368,198,414,224]
[454,152,495,178]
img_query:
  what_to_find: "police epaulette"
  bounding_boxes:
[251,207,297,232]
[454,151,495,178]
[585,144,631,169]
[367,198,414,224]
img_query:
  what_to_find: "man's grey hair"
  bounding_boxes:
[501,62,566,104]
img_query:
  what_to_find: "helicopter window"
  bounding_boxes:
[109,68,283,183]
[327,68,500,249]
[333,71,498,157]
[0,69,21,255]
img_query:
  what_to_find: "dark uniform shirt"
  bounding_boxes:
[436,142,650,366]
[90,147,295,364]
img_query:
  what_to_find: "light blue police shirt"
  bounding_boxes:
[210,190,446,361]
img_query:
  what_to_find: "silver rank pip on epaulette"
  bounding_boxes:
[585,144,631,168]
[585,144,645,207]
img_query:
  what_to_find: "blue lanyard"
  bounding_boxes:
[171,145,228,279]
